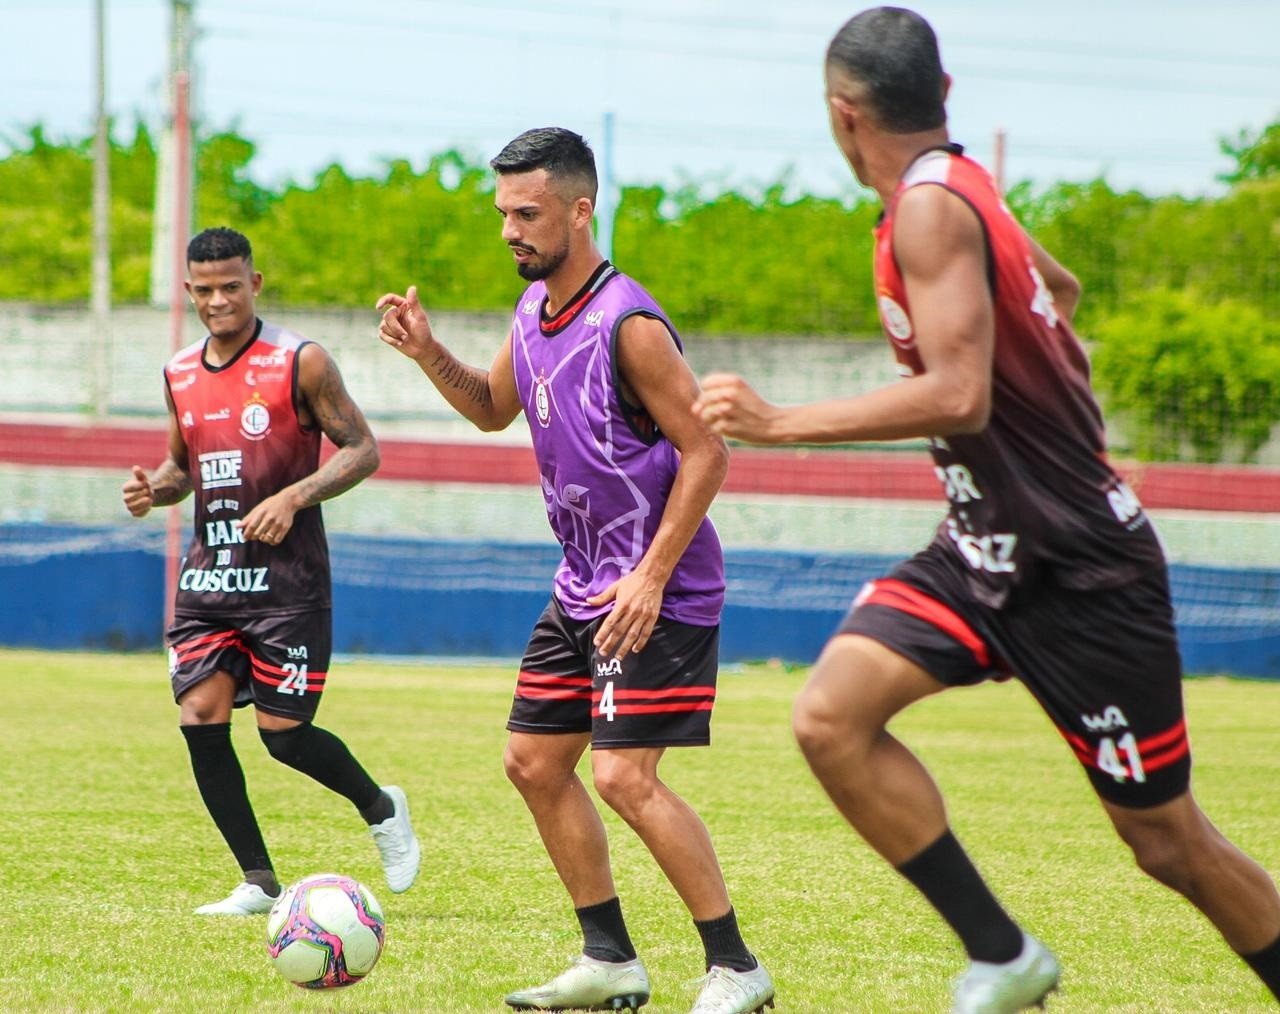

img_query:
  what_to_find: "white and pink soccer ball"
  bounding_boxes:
[265,873,385,989]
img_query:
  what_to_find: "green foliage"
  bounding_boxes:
[615,182,880,336]
[0,123,157,302]
[4,117,1280,460]
[1091,287,1280,462]
[1219,120,1280,185]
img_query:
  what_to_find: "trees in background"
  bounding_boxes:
[2,120,1277,460]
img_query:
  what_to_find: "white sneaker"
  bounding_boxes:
[370,785,421,893]
[689,961,775,1014]
[952,933,1060,1014]
[193,881,276,916]
[504,955,651,1011]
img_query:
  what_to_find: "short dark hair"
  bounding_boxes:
[490,127,598,202]
[187,226,253,265]
[827,7,946,134]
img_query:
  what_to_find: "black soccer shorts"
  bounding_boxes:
[167,609,333,721]
[508,597,719,748]
[838,543,1191,808]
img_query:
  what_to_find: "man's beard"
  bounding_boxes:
[515,242,569,282]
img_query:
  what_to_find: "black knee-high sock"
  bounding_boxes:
[576,897,637,963]
[1240,932,1280,1000]
[181,723,274,879]
[897,829,1025,964]
[259,723,386,821]
[694,907,756,972]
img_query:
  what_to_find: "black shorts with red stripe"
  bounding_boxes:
[167,609,332,721]
[838,542,1190,808]
[509,597,719,749]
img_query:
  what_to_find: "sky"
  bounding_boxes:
[3,0,1278,201]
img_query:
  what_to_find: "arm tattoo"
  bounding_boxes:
[294,355,379,507]
[432,352,493,411]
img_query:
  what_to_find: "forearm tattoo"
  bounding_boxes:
[432,352,493,411]
[296,356,379,506]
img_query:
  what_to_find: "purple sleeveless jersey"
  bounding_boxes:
[510,264,724,626]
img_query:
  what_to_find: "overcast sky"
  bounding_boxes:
[4,0,1278,199]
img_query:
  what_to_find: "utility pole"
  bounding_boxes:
[150,0,195,307]
[152,0,195,627]
[597,111,616,261]
[993,127,1007,194]
[90,0,111,417]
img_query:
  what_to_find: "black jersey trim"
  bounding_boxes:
[292,340,319,432]
[201,317,264,373]
[610,308,679,447]
[539,261,618,336]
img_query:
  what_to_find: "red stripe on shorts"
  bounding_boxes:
[860,579,990,667]
[516,671,592,700]
[173,630,244,664]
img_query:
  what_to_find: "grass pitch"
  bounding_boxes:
[0,648,1276,1012]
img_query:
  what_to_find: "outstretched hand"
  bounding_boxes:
[692,372,780,444]
[375,285,435,362]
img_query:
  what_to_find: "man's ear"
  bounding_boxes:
[575,196,595,230]
[829,93,858,132]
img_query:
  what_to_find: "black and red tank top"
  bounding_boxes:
[873,146,1164,605]
[164,319,330,615]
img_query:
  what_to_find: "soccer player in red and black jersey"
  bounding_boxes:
[695,8,1280,1011]
[122,227,420,915]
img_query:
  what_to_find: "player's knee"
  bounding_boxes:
[792,682,854,764]
[591,760,653,819]
[260,722,310,765]
[503,739,555,795]
[1114,819,1195,892]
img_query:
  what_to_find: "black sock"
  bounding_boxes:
[694,907,756,972]
[258,723,384,820]
[243,868,281,896]
[1240,932,1280,1000]
[180,723,273,877]
[359,791,395,826]
[896,829,1024,963]
[576,897,637,962]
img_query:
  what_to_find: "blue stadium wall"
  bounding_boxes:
[5,524,1280,679]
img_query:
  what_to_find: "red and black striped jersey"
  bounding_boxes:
[873,146,1164,606]
[164,319,330,615]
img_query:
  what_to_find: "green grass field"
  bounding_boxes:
[1,648,1276,1013]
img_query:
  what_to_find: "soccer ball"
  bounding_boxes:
[265,873,386,989]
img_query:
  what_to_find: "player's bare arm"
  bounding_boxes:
[695,184,993,446]
[1026,235,1081,324]
[238,344,379,545]
[376,285,521,432]
[590,314,730,659]
[122,388,192,516]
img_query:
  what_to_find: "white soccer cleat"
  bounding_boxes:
[369,785,421,893]
[504,954,651,1011]
[951,933,1060,1014]
[689,960,775,1014]
[193,881,277,916]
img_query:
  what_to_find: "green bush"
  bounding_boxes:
[1091,287,1280,462]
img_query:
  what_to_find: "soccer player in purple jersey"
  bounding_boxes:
[695,8,1280,1012]
[377,128,773,1014]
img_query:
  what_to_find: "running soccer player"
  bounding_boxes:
[123,227,420,915]
[377,128,774,1014]
[694,9,1280,1011]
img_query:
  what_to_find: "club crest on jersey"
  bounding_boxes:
[878,295,914,348]
[240,391,271,440]
[534,372,552,428]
